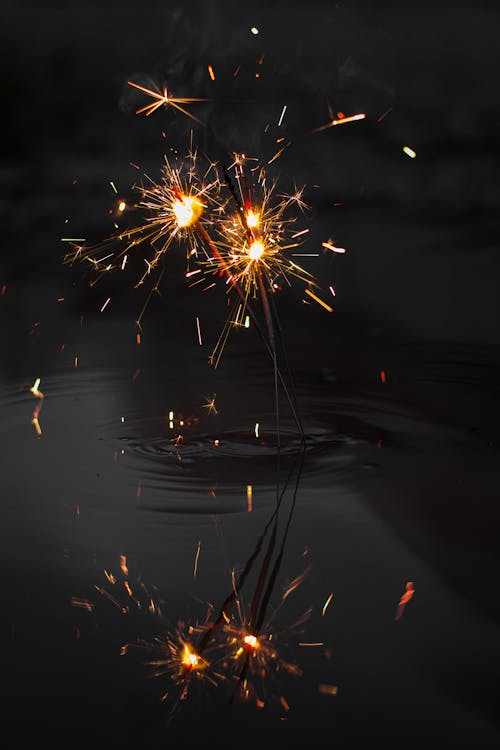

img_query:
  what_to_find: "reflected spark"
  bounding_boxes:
[201,394,218,415]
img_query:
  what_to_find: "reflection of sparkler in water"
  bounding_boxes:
[187,442,310,712]
[29,377,44,436]
[74,440,316,718]
[125,625,224,708]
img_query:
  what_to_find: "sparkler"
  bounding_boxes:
[65,147,224,326]
[66,47,350,723]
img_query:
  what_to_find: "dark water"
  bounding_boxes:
[3,0,500,745]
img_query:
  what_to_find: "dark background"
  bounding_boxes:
[3,0,500,351]
[2,1,500,746]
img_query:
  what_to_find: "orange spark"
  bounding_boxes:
[71,597,94,612]
[322,241,346,254]
[322,592,334,616]
[194,540,201,579]
[318,684,338,696]
[127,81,207,125]
[395,581,415,620]
[120,555,129,577]
[202,395,218,415]
[207,64,215,81]
[312,112,366,133]
[29,378,44,399]
[305,288,333,313]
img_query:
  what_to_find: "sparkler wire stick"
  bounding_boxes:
[195,445,305,660]
[232,442,306,696]
[194,214,304,441]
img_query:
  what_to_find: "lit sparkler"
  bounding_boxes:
[65,149,223,326]
[202,156,317,369]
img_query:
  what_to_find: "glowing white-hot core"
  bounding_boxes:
[248,240,265,261]
[172,195,202,227]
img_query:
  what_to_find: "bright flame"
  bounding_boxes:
[172,195,203,228]
[244,634,259,650]
[181,643,202,670]
[248,240,265,261]
[246,210,260,228]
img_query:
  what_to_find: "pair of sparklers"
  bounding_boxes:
[66,147,322,440]
[80,440,313,716]
[67,76,342,718]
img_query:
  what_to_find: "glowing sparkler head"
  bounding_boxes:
[243,634,259,651]
[181,643,205,671]
[172,195,203,228]
[247,239,265,261]
[245,210,260,229]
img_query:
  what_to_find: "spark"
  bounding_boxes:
[268,141,290,164]
[100,297,111,312]
[110,181,118,194]
[207,65,215,81]
[305,288,333,313]
[291,228,309,239]
[196,316,202,345]
[329,285,336,297]
[118,201,126,212]
[202,395,218,415]
[29,378,44,399]
[380,370,386,383]
[322,593,334,616]
[65,150,223,324]
[395,581,415,620]
[120,555,129,577]
[127,81,207,125]
[194,541,201,579]
[278,105,287,127]
[283,567,311,601]
[403,145,417,158]
[71,597,94,612]
[250,26,259,34]
[312,112,366,133]
[254,422,259,438]
[318,684,338,696]
[322,241,346,254]
[377,106,393,123]
[247,485,253,513]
